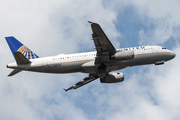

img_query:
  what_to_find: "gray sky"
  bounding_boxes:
[0,0,180,120]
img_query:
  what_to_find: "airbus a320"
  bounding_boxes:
[6,21,176,92]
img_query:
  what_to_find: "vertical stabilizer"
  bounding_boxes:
[5,36,39,60]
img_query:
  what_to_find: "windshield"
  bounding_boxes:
[162,47,167,49]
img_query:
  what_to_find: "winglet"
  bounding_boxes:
[88,21,93,24]
[63,88,67,92]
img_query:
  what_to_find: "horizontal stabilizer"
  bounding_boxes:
[8,69,22,76]
[14,51,31,64]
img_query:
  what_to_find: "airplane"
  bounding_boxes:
[5,21,176,92]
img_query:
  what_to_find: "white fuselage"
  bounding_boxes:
[7,46,175,74]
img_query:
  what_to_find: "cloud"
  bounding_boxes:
[83,47,180,120]
[0,0,180,120]
[0,0,119,119]
[130,0,180,45]
[106,0,180,45]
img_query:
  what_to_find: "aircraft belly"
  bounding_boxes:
[51,62,83,73]
[105,53,158,70]
[130,52,169,66]
[130,54,156,66]
[81,60,100,73]
[156,52,173,61]
[29,60,86,73]
[103,60,128,72]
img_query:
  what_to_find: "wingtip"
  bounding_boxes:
[88,21,93,24]
[63,88,67,92]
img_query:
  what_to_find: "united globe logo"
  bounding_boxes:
[17,45,39,59]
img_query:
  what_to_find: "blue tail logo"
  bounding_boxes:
[5,36,39,59]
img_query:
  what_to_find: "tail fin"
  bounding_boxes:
[5,36,39,60]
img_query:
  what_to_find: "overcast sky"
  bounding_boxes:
[0,0,180,120]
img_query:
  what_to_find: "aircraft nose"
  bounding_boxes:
[169,52,176,59]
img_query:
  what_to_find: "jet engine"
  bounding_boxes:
[111,50,134,60]
[100,72,124,83]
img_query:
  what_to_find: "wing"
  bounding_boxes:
[64,74,99,92]
[64,22,117,92]
[89,21,116,64]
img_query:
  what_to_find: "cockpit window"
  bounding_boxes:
[162,47,167,49]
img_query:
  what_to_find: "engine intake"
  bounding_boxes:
[100,72,124,83]
[111,50,134,60]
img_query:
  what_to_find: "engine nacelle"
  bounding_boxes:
[111,50,134,60]
[100,72,124,83]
